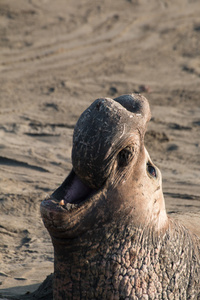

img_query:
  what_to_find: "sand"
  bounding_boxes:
[0,0,200,298]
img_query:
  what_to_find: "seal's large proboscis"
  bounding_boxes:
[40,94,200,300]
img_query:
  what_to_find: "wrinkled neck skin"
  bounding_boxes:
[53,218,200,300]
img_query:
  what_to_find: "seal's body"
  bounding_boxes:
[41,94,200,299]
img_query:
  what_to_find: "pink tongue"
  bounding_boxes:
[64,175,92,204]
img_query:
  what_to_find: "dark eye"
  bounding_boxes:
[118,146,134,168]
[147,163,157,178]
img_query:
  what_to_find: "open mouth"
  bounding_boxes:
[40,169,99,238]
[49,170,95,211]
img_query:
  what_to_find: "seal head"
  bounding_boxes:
[41,94,168,240]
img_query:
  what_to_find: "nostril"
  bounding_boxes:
[147,163,157,178]
[96,101,102,111]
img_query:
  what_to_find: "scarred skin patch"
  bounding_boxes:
[40,94,200,300]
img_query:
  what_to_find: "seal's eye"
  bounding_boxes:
[147,162,157,178]
[118,146,134,168]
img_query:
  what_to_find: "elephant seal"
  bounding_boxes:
[40,94,200,300]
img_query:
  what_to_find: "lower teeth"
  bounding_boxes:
[57,200,78,211]
[64,203,78,210]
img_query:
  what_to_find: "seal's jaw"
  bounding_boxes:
[40,170,108,239]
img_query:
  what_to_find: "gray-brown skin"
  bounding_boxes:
[40,94,200,300]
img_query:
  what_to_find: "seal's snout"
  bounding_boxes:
[114,93,151,127]
[72,94,151,189]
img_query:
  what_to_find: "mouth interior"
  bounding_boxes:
[52,170,95,205]
[64,174,94,204]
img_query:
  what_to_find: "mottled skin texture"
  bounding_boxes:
[40,94,200,300]
[52,221,199,300]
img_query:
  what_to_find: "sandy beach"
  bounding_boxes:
[0,0,200,298]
